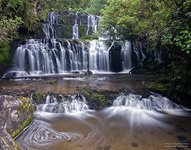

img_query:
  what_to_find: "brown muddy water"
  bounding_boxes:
[1,74,191,150]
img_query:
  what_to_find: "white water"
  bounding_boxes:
[102,93,189,128]
[72,12,79,39]
[17,92,190,150]
[42,12,59,39]
[3,11,147,78]
[89,40,110,71]
[5,38,136,77]
[122,41,132,70]
[113,93,184,110]
[37,95,89,113]
[87,15,100,35]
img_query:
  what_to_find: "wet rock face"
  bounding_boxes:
[0,95,35,149]
[37,11,100,39]
[110,42,123,72]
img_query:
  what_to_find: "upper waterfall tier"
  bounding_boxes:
[41,11,100,39]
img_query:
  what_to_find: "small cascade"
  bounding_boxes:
[154,50,162,64]
[42,12,59,39]
[132,42,146,66]
[72,12,79,39]
[121,41,132,70]
[139,42,146,61]
[113,93,184,110]
[37,95,89,113]
[86,15,100,35]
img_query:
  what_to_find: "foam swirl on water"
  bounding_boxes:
[18,121,82,149]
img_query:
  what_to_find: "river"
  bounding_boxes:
[1,74,189,150]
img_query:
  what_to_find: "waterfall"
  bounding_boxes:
[42,12,59,39]
[37,95,89,113]
[88,40,110,71]
[10,39,114,76]
[121,41,132,70]
[86,15,100,35]
[6,39,142,77]
[72,12,79,39]
[11,39,90,75]
[3,11,148,78]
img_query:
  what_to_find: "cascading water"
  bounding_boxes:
[86,15,100,35]
[37,94,89,113]
[88,40,110,71]
[121,41,132,70]
[10,39,89,75]
[3,11,147,78]
[72,12,79,39]
[18,92,191,150]
[112,93,184,110]
[42,12,59,39]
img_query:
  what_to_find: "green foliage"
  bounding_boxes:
[0,16,23,40]
[85,0,107,15]
[0,40,11,64]
[100,0,174,44]
[163,0,191,53]
[7,0,27,15]
[169,61,191,107]
[80,33,99,41]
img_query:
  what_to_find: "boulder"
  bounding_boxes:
[0,95,35,149]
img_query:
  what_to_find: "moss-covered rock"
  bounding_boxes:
[146,74,170,96]
[80,87,111,108]
[46,79,57,84]
[32,92,47,104]
[146,82,168,95]
[0,95,35,149]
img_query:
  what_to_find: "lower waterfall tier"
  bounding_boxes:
[3,39,146,78]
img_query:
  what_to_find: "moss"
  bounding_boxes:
[34,92,45,100]
[17,97,30,113]
[79,25,87,35]
[46,79,57,84]
[80,33,99,41]
[146,82,168,95]
[92,94,106,107]
[10,114,33,139]
[80,88,107,107]
[80,88,93,97]
[8,97,34,139]
[32,92,47,104]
